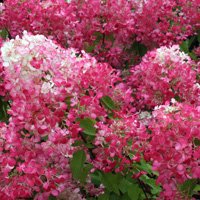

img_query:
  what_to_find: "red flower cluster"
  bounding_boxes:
[1,0,199,67]
[129,45,199,109]
[133,0,200,47]
[0,32,139,199]
[145,103,200,199]
[0,1,200,199]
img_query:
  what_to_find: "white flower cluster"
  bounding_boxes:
[155,45,190,65]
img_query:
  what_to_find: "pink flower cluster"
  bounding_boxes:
[133,0,200,47]
[0,0,135,67]
[1,0,199,67]
[0,32,140,199]
[129,45,200,109]
[145,103,200,199]
[93,112,147,173]
[0,1,200,199]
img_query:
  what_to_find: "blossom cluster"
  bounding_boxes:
[128,45,199,109]
[145,102,200,199]
[0,32,144,199]
[0,0,135,67]
[1,0,200,67]
[133,0,200,47]
[0,1,200,199]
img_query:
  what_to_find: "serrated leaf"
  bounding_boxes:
[140,175,161,195]
[0,29,9,39]
[119,178,131,194]
[121,193,131,200]
[98,192,109,200]
[0,97,10,122]
[101,173,123,195]
[197,31,200,43]
[72,140,84,147]
[174,95,182,102]
[180,40,189,53]
[132,42,147,57]
[70,150,86,180]
[79,118,96,136]
[196,74,200,81]
[193,185,200,192]
[41,135,48,142]
[127,184,141,200]
[79,164,93,183]
[109,193,121,200]
[180,179,198,198]
[48,195,57,200]
[134,159,156,175]
[188,52,197,60]
[188,36,196,49]
[194,138,200,146]
[100,96,118,110]
[91,171,102,187]
[85,44,95,53]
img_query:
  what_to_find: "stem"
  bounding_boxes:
[137,179,149,200]
[79,132,95,160]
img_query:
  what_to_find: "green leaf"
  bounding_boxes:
[91,171,102,187]
[70,150,86,180]
[100,96,118,110]
[101,173,123,195]
[79,164,93,183]
[109,193,121,200]
[85,143,95,148]
[127,184,141,200]
[121,193,131,200]
[98,192,109,200]
[174,95,182,102]
[48,195,57,200]
[85,44,95,53]
[0,97,10,123]
[134,159,157,175]
[140,175,161,195]
[197,30,200,43]
[79,118,96,136]
[188,36,196,49]
[180,40,189,53]
[196,74,200,81]
[0,29,9,39]
[188,52,197,60]
[72,140,84,147]
[41,135,48,142]
[65,96,72,108]
[119,178,131,194]
[132,42,147,57]
[193,184,200,193]
[93,32,103,45]
[194,138,200,146]
[105,34,115,42]
[180,179,198,198]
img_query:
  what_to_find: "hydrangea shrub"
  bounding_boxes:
[0,1,200,200]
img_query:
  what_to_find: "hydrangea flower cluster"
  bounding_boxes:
[1,0,199,67]
[0,1,200,199]
[0,0,135,67]
[93,112,148,173]
[145,102,200,199]
[129,45,199,109]
[133,0,200,47]
[0,31,94,199]
[1,0,72,45]
[0,32,143,199]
